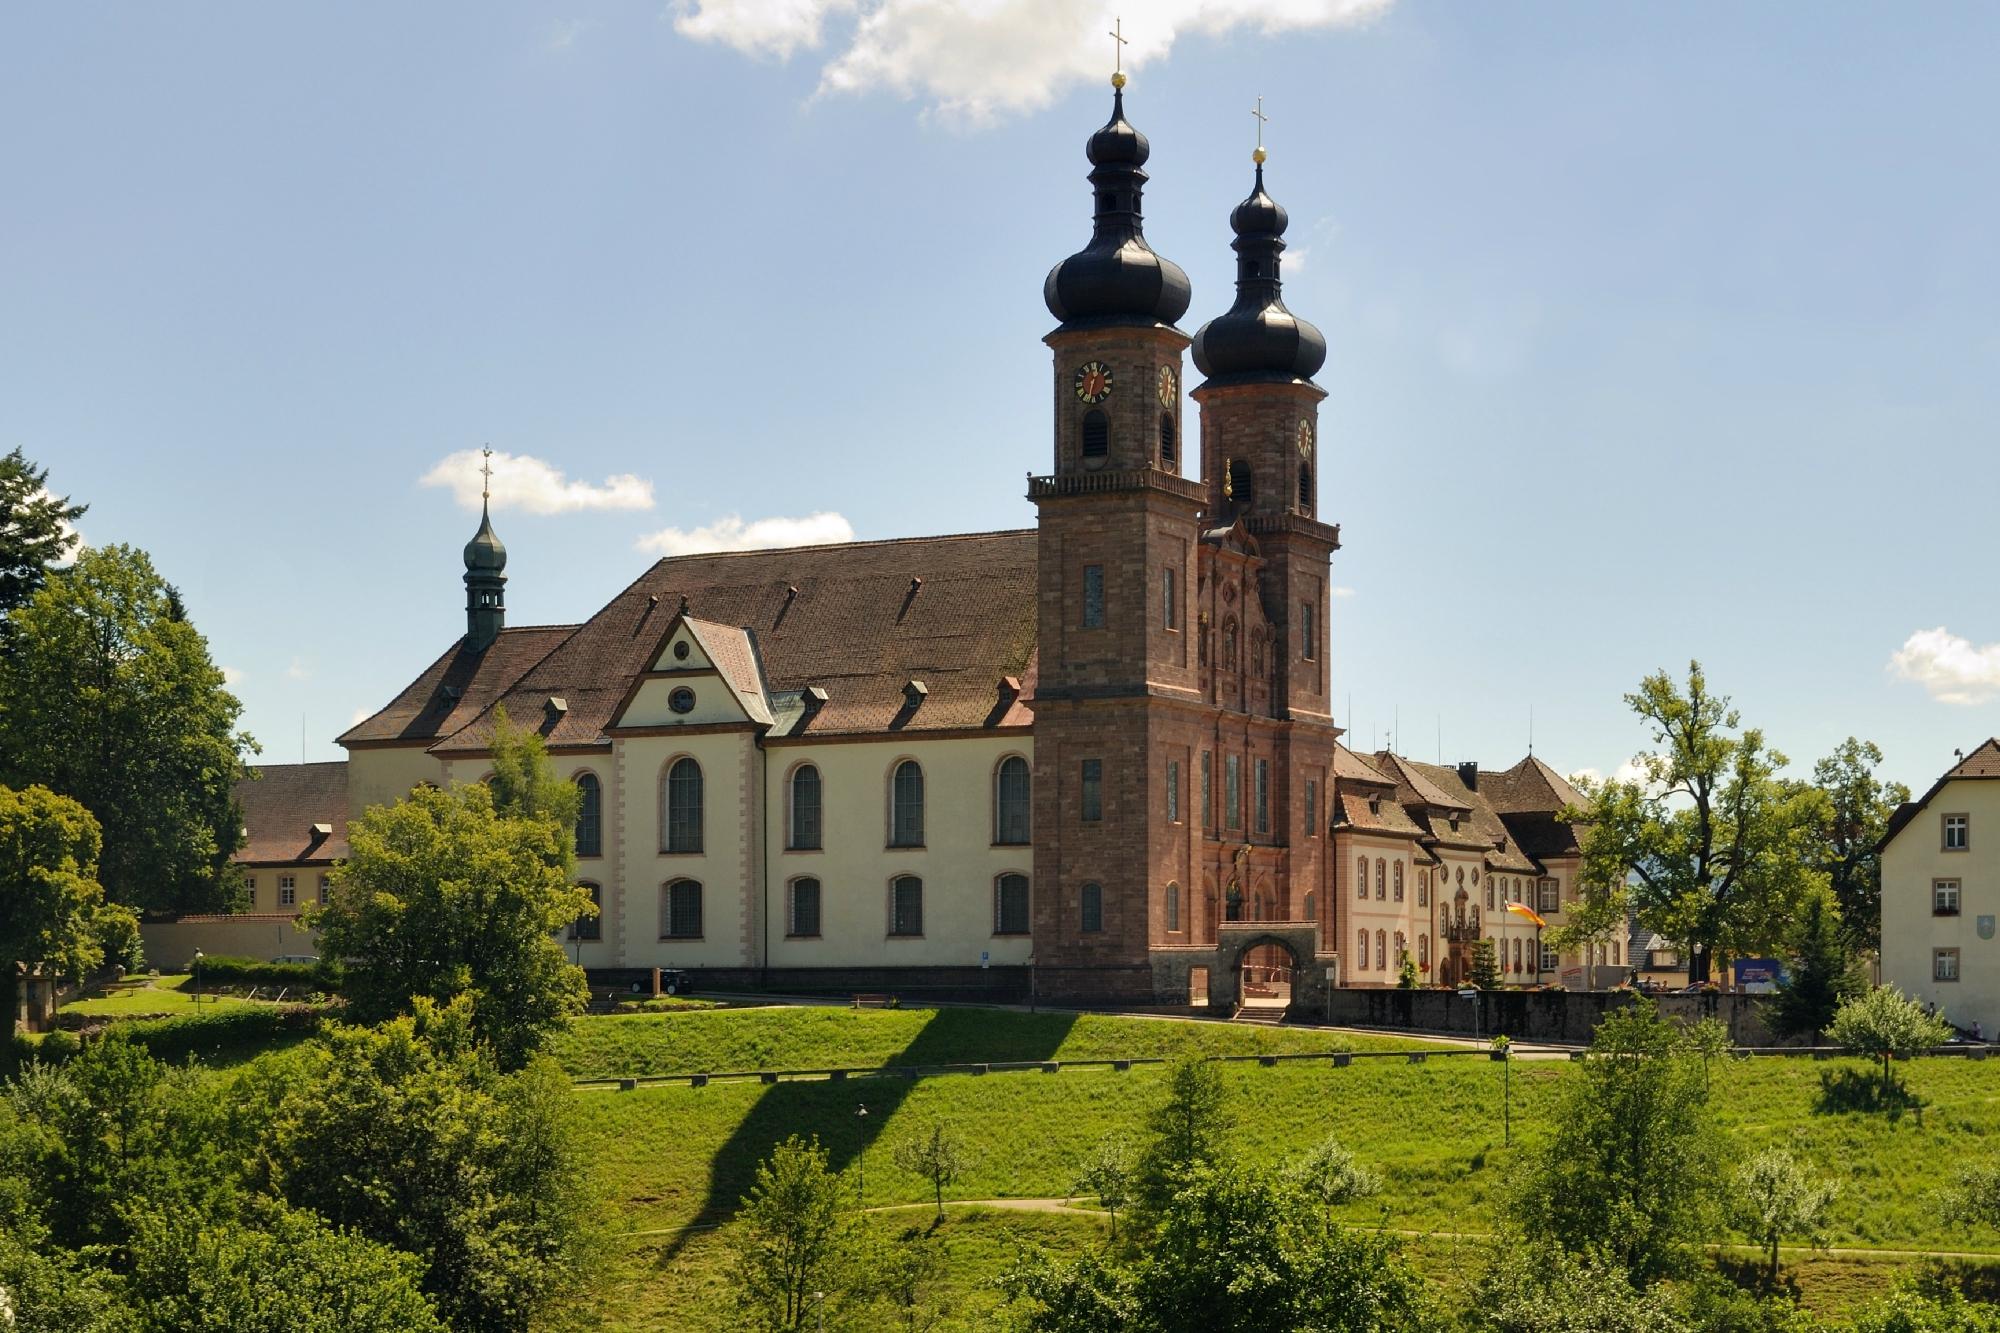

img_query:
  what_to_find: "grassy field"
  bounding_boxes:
[554,1007,2000,1327]
[59,973,259,1018]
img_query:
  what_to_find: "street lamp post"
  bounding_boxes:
[855,1104,868,1206]
[192,950,203,1009]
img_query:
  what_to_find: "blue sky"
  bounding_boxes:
[7,2,1998,794]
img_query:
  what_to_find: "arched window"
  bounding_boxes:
[1355,857,1367,900]
[1159,413,1177,468]
[1228,458,1253,505]
[575,773,602,858]
[1356,929,1368,969]
[889,875,924,936]
[569,882,602,941]
[994,873,1030,935]
[662,879,702,938]
[789,765,822,851]
[788,877,821,937]
[1375,858,1386,900]
[1165,881,1182,932]
[889,760,924,847]
[1298,462,1312,513]
[994,757,1030,845]
[1080,882,1104,933]
[1393,862,1404,902]
[1081,409,1109,462]
[663,758,703,853]
[1375,930,1386,971]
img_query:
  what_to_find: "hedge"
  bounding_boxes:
[189,955,342,991]
[14,1004,329,1067]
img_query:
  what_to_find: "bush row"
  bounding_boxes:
[188,955,342,990]
[15,1004,329,1067]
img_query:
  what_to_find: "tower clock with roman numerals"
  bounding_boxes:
[1073,361,1113,404]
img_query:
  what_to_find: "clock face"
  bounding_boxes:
[1074,361,1113,404]
[1296,420,1313,457]
[1156,364,1176,407]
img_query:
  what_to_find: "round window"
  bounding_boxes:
[673,641,690,661]
[669,687,696,714]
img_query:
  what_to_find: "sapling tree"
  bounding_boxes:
[1732,1148,1837,1284]
[892,1121,969,1223]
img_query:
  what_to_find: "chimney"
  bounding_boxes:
[1457,761,1480,792]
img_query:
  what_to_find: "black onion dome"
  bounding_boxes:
[1044,86,1191,329]
[463,502,507,573]
[1192,162,1325,385]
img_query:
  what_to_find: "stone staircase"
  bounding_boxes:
[1232,1005,1288,1026]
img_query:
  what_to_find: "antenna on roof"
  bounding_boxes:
[1528,704,1534,757]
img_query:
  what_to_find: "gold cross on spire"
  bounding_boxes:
[1109,16,1128,88]
[480,446,494,504]
[1251,95,1269,165]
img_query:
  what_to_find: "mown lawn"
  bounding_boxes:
[549,1005,1443,1081]
[60,974,259,1018]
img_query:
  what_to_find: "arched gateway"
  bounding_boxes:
[1208,923,1329,1016]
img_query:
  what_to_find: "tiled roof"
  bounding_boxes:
[1501,810,1583,861]
[1335,791,1426,838]
[423,530,1040,755]
[1389,756,1543,873]
[1882,739,2000,845]
[338,625,576,748]
[1334,743,1395,786]
[1481,755,1588,816]
[1370,752,1473,812]
[231,762,348,865]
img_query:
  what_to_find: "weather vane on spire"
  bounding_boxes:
[480,445,494,505]
[1109,16,1128,88]
[1251,95,1269,165]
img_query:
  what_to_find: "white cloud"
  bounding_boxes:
[548,18,591,50]
[636,511,856,556]
[349,705,375,727]
[1331,585,1355,599]
[1284,245,1309,274]
[39,488,84,562]
[286,658,311,682]
[1890,626,2000,705]
[672,0,1393,126]
[420,448,655,516]
[1568,758,1651,789]
[221,666,246,687]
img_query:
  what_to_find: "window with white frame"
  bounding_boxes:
[1945,813,1970,851]
[1936,947,1961,982]
[1356,856,1367,900]
[243,874,256,905]
[1375,858,1386,901]
[1393,861,1404,902]
[1538,877,1559,913]
[1540,942,1558,973]
[1935,879,1961,916]
[279,875,296,907]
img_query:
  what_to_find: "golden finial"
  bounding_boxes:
[1109,16,1128,87]
[1251,95,1269,165]
[480,445,494,505]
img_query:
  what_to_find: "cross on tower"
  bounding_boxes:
[480,446,494,503]
[1108,16,1127,78]
[1251,95,1269,162]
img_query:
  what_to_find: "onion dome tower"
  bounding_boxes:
[463,447,507,652]
[1190,159,1326,389]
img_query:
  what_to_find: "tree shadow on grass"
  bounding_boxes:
[1711,1252,1802,1302]
[649,1007,1079,1264]
[1813,1066,1925,1123]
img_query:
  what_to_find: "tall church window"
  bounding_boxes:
[1298,463,1312,513]
[1081,882,1104,933]
[1082,565,1105,628]
[1254,759,1270,833]
[1301,602,1316,661]
[1080,759,1103,822]
[1162,566,1178,629]
[889,876,924,936]
[1224,755,1241,829]
[994,873,1030,935]
[1228,459,1253,505]
[570,882,602,941]
[994,757,1030,845]
[1304,779,1317,836]
[662,879,703,938]
[789,765,822,850]
[1303,891,1316,924]
[788,877,821,937]
[1081,409,1109,464]
[575,773,602,857]
[889,761,925,847]
[663,758,703,854]
[1165,882,1181,933]
[1167,760,1181,822]
[1159,413,1177,468]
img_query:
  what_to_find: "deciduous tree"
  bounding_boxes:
[1828,986,1952,1097]
[731,1135,865,1333]
[1733,1149,1837,1284]
[0,545,252,915]
[0,785,116,1073]
[1560,663,1826,982]
[1073,1136,1134,1239]
[1808,738,1910,952]
[892,1120,969,1223]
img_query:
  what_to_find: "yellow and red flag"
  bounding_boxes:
[1505,901,1546,928]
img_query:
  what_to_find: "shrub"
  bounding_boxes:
[36,1029,81,1063]
[117,1005,325,1063]
[188,956,339,991]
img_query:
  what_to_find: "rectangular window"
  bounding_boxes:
[1166,882,1181,932]
[994,874,1030,935]
[1081,883,1104,933]
[571,884,603,941]
[318,875,330,905]
[1304,779,1317,837]
[1301,601,1316,661]
[1936,947,1961,982]
[243,874,256,906]
[1082,565,1105,628]
[1935,879,1961,916]
[664,881,703,939]
[890,877,924,937]
[1945,814,1970,851]
[1080,759,1103,822]
[1540,943,1559,973]
[789,878,821,937]
[278,875,296,907]
[1254,759,1270,833]
[1538,878,1560,913]
[1162,566,1178,630]
[1225,755,1242,830]
[1201,752,1213,829]
[1167,760,1181,823]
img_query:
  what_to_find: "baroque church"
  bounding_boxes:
[222,77,1614,1007]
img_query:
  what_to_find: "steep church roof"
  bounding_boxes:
[339,624,578,748]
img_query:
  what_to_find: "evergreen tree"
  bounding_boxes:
[1132,1055,1230,1224]
[1766,893,1865,1041]
[0,448,86,622]
[1470,937,1502,990]
[1396,949,1419,989]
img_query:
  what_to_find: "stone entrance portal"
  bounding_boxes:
[1211,923,1327,1016]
